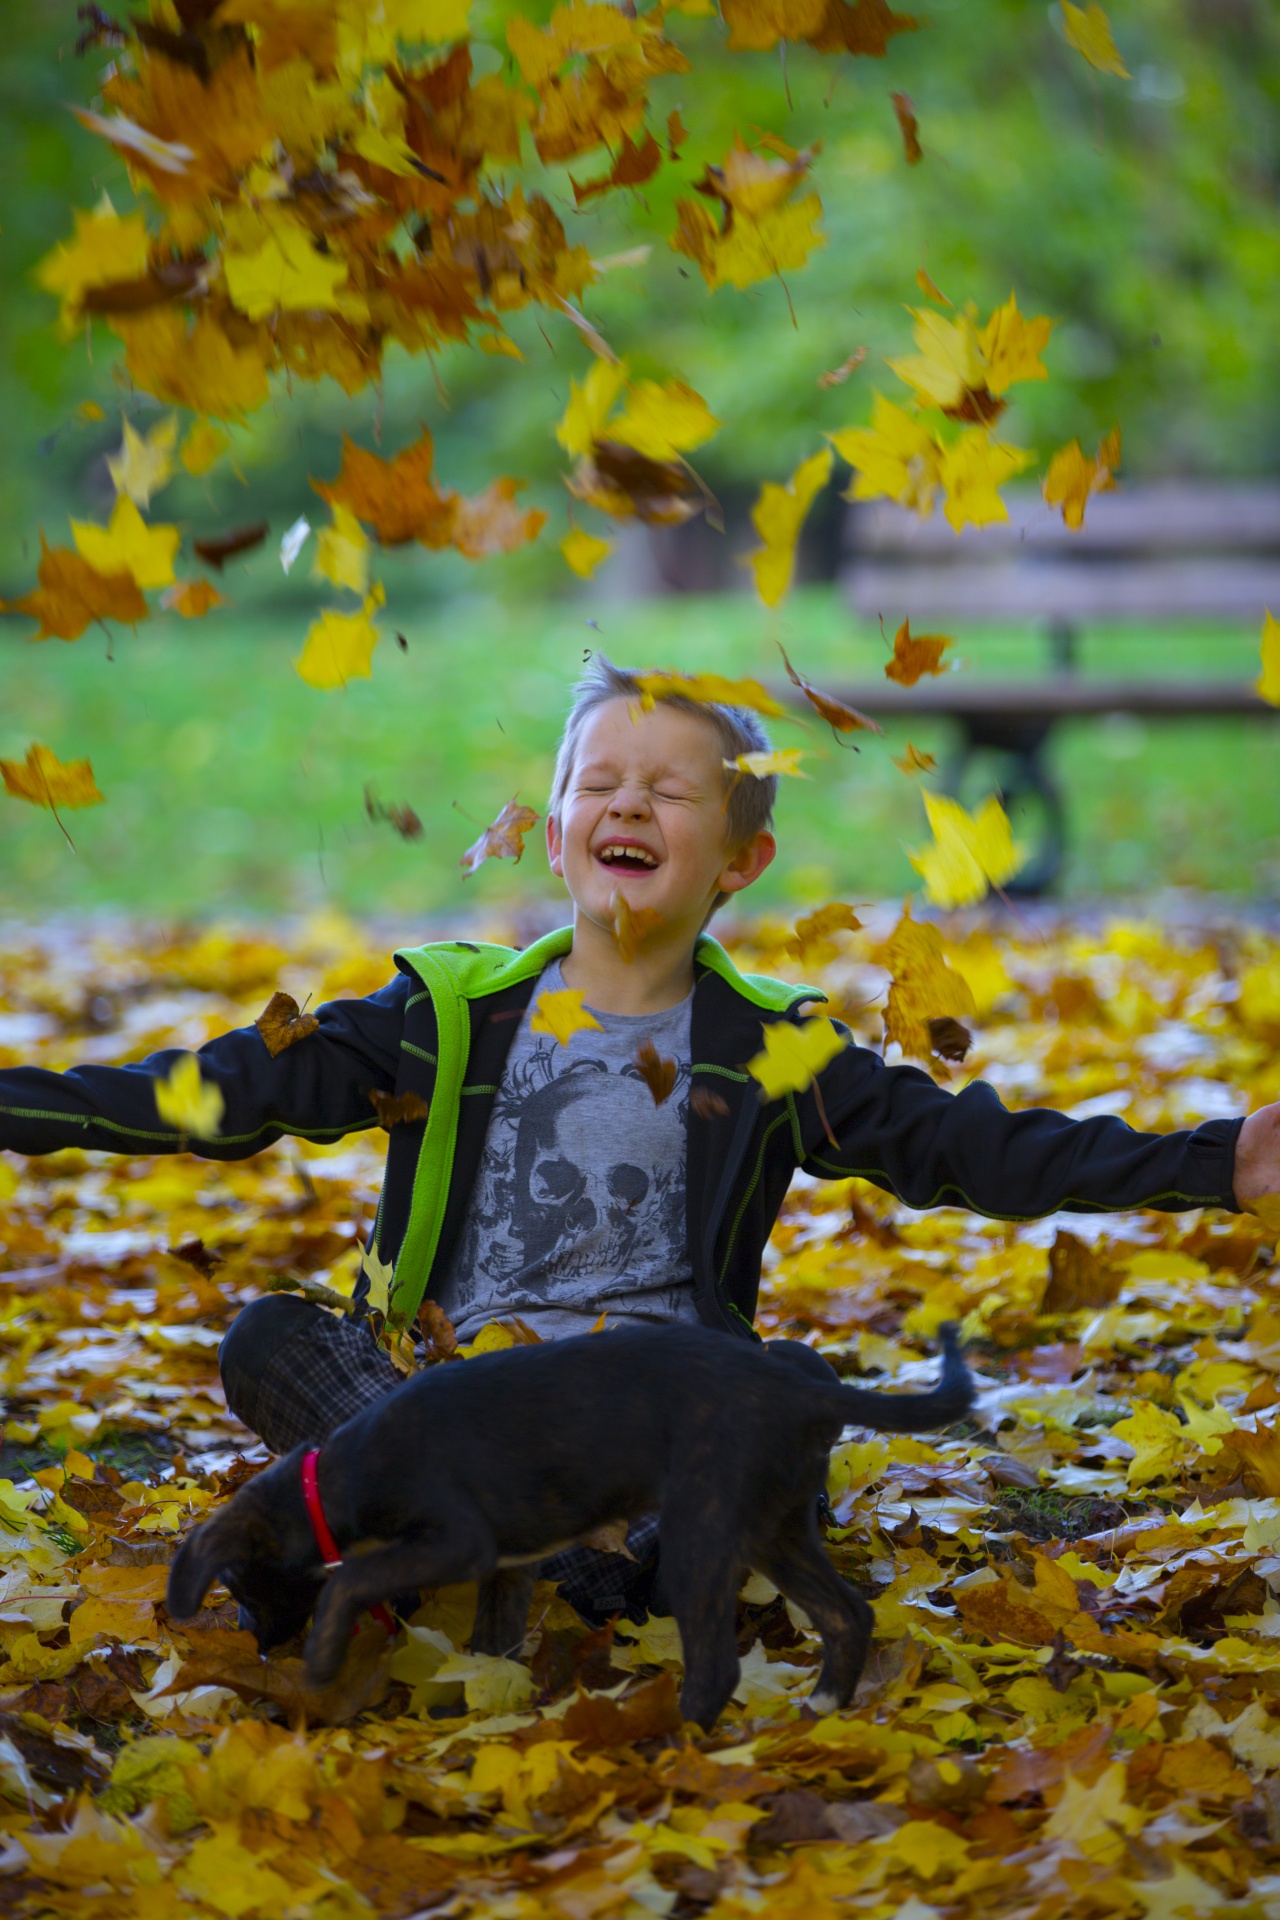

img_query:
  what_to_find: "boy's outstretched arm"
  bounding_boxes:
[0,976,408,1162]
[800,1036,1250,1217]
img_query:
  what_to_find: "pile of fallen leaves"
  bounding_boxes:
[0,903,1279,1919]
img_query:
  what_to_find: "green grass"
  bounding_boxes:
[1,584,1276,918]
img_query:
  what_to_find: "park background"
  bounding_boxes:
[1,0,1279,920]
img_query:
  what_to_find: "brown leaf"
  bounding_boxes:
[5,539,147,641]
[368,1089,430,1129]
[890,91,923,164]
[691,1086,730,1120]
[955,1578,1060,1648]
[418,1298,459,1361]
[459,795,540,876]
[928,1015,972,1062]
[192,521,268,569]
[780,645,881,743]
[364,786,423,840]
[580,1519,636,1559]
[612,892,665,963]
[169,1236,224,1277]
[750,1788,839,1847]
[634,1040,677,1106]
[1042,1230,1121,1313]
[255,991,319,1058]
[567,442,704,527]
[165,1623,389,1727]
[313,431,457,548]
[572,130,663,205]
[560,1670,682,1747]
[666,108,687,156]
[817,347,867,388]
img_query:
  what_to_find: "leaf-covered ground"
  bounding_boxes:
[0,905,1278,1920]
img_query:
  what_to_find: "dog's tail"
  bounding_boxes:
[829,1323,973,1433]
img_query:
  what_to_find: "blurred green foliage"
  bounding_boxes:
[2,0,1279,597]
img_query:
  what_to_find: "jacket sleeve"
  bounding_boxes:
[798,1030,1242,1216]
[0,975,408,1161]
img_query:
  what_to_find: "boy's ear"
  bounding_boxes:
[546,813,564,877]
[717,830,776,898]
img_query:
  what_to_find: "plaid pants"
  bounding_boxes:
[218,1295,661,1622]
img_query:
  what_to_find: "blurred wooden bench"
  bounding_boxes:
[834,483,1280,891]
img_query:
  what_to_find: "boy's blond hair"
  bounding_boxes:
[549,654,778,849]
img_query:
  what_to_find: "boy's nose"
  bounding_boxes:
[608,787,651,820]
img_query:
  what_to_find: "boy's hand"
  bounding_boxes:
[1234,1103,1280,1209]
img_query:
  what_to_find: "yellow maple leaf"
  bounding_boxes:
[909,791,1028,908]
[1043,426,1120,530]
[556,358,630,458]
[829,393,942,516]
[723,0,827,51]
[530,988,604,1047]
[746,1016,846,1102]
[725,749,810,779]
[609,379,719,462]
[1043,1760,1142,1863]
[1111,1401,1187,1489]
[112,308,271,419]
[180,419,230,477]
[888,308,986,412]
[70,497,180,591]
[313,505,370,596]
[362,1244,396,1318]
[224,211,352,321]
[675,192,825,292]
[178,1824,293,1917]
[1257,610,1280,706]
[634,670,785,717]
[106,416,178,509]
[979,292,1053,395]
[34,199,149,326]
[560,528,613,577]
[882,906,978,1060]
[745,447,833,608]
[1,743,105,812]
[938,428,1034,532]
[1061,0,1129,77]
[295,591,384,690]
[153,1055,224,1140]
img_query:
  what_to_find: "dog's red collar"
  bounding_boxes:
[301,1448,396,1634]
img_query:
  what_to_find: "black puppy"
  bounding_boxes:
[169,1323,972,1729]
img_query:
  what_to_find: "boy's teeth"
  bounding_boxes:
[599,844,657,866]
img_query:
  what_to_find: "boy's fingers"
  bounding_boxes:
[1234,1101,1280,1206]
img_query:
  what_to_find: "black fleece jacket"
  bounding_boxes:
[0,941,1242,1339]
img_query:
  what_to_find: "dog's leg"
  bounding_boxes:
[306,1516,496,1685]
[756,1511,873,1714]
[659,1512,741,1732]
[471,1567,538,1658]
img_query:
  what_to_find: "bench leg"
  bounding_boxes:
[944,719,1066,895]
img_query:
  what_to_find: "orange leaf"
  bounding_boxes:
[885,618,952,686]
[451,478,546,560]
[634,1040,677,1105]
[1,743,105,811]
[780,646,881,742]
[890,92,922,164]
[368,1090,430,1129]
[313,432,459,548]
[611,891,664,963]
[5,539,147,641]
[162,579,225,618]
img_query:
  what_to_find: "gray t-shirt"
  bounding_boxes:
[434,961,698,1342]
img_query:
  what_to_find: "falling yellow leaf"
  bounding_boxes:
[909,791,1027,908]
[71,496,180,591]
[153,1055,225,1140]
[938,429,1034,532]
[888,308,986,413]
[1,743,105,811]
[634,670,785,717]
[1061,0,1129,77]
[34,199,150,325]
[556,358,630,459]
[611,893,664,963]
[745,447,833,608]
[1043,426,1121,530]
[560,528,614,577]
[1259,611,1280,707]
[313,505,370,596]
[747,1016,847,1102]
[979,293,1052,395]
[180,418,230,477]
[530,989,604,1047]
[295,591,383,690]
[106,415,178,508]
[76,399,105,422]
[223,209,352,320]
[829,393,942,517]
[882,906,978,1060]
[608,379,719,462]
[724,749,810,779]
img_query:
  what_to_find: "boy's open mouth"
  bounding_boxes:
[595,842,660,873]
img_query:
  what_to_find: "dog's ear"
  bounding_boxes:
[167,1505,267,1620]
